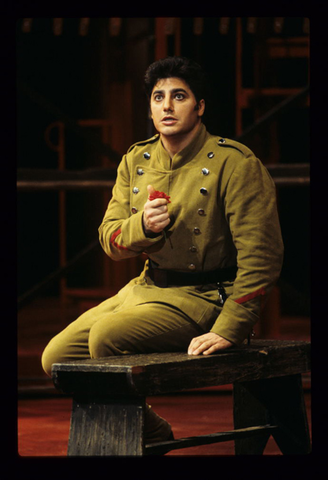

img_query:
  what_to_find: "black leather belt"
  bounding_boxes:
[148,262,237,288]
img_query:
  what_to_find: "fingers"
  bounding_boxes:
[144,215,170,233]
[188,337,213,356]
[143,185,170,234]
[147,184,155,196]
[143,203,170,231]
[188,333,233,356]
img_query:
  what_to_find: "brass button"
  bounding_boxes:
[202,168,210,175]
[188,264,196,270]
[144,152,151,159]
[198,208,205,216]
[131,207,138,214]
[207,152,214,158]
[193,227,201,235]
[200,187,208,195]
[218,138,226,144]
[189,245,197,252]
[132,187,139,194]
[137,168,144,175]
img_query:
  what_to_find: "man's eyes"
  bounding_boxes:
[153,93,185,101]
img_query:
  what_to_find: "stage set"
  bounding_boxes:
[17,17,310,456]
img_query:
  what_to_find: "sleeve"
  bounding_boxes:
[98,154,164,261]
[210,153,284,345]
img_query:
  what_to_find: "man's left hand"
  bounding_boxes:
[188,332,233,355]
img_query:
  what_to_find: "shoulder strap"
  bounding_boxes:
[127,134,159,153]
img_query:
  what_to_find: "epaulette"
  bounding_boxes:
[127,134,159,153]
[216,137,252,157]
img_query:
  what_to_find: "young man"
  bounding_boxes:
[42,57,284,446]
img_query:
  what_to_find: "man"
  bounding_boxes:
[42,56,284,446]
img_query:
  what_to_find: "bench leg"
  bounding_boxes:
[67,396,146,456]
[233,374,311,455]
[233,381,271,454]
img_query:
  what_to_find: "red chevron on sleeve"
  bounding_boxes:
[110,229,129,251]
[234,287,266,304]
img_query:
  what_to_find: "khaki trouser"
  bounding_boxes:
[41,296,205,442]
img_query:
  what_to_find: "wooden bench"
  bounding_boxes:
[51,339,311,456]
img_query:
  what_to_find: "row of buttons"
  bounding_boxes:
[141,142,226,162]
[130,208,206,217]
[131,171,209,213]
[132,187,208,196]
[136,167,210,177]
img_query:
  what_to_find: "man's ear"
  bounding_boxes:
[197,99,205,117]
[195,99,205,116]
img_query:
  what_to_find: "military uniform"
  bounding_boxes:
[98,123,284,345]
[42,122,283,444]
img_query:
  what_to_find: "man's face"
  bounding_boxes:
[150,77,205,139]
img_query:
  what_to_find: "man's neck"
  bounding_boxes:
[160,122,202,159]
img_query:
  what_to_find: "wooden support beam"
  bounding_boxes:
[273,17,284,34]
[219,17,230,35]
[16,162,310,191]
[247,17,257,34]
[155,17,181,59]
[174,18,181,56]
[79,18,90,36]
[155,17,167,59]
[109,18,122,36]
[303,17,310,34]
[164,17,176,35]
[193,18,204,36]
[146,425,278,455]
[22,18,32,33]
[235,17,243,135]
[53,18,63,36]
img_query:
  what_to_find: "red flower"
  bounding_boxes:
[148,190,171,203]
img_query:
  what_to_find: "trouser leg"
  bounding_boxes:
[88,303,205,357]
[41,294,121,376]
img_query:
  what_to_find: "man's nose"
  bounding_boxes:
[163,97,173,111]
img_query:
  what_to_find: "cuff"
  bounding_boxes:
[210,297,259,345]
[122,211,165,249]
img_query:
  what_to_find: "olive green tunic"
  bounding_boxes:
[98,123,284,345]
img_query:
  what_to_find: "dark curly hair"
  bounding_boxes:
[144,56,207,104]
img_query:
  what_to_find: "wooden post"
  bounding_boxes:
[155,18,181,60]
[233,374,311,455]
[155,18,168,60]
[233,381,271,454]
[68,396,146,456]
[44,122,67,304]
[235,18,243,136]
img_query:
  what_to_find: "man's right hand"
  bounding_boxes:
[142,185,170,236]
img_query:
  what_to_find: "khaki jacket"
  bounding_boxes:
[99,123,284,345]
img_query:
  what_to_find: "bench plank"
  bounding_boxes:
[52,340,310,396]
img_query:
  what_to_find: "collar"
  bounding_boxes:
[155,123,208,170]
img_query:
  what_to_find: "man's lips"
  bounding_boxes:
[161,116,178,125]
